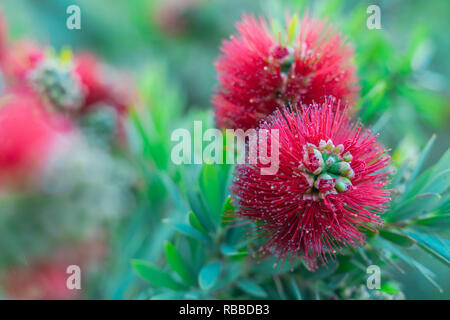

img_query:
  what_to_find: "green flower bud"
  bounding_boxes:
[335,177,352,192]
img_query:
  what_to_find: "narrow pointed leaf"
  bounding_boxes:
[199,262,221,291]
[131,260,185,291]
[164,242,197,286]
[164,220,209,244]
[405,230,450,266]
[380,230,416,247]
[237,279,268,298]
[403,135,436,198]
[412,214,450,229]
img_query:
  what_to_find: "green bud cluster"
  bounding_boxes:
[300,139,354,200]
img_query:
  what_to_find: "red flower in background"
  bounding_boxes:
[74,52,136,115]
[213,14,359,130]
[0,34,135,146]
[0,88,71,188]
[0,12,135,126]
[74,52,136,145]
[0,7,136,149]
[231,98,390,269]
[1,237,105,300]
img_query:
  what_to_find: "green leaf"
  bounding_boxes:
[412,214,450,229]
[131,260,185,291]
[150,292,184,300]
[222,196,234,214]
[432,149,450,174]
[405,167,435,201]
[400,86,447,127]
[288,278,302,300]
[403,134,436,198]
[163,219,209,244]
[188,210,205,234]
[198,262,221,291]
[373,238,442,292]
[237,279,268,298]
[221,196,235,226]
[182,169,216,233]
[379,230,415,247]
[199,164,223,225]
[220,244,248,257]
[405,230,450,266]
[358,81,388,120]
[160,173,189,214]
[422,169,450,195]
[214,262,243,290]
[404,146,450,200]
[164,242,197,286]
[380,282,401,295]
[390,193,442,221]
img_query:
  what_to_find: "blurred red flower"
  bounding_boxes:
[1,259,79,300]
[74,52,137,145]
[74,52,136,115]
[0,88,71,188]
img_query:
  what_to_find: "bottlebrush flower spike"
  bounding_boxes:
[213,14,359,130]
[231,98,390,269]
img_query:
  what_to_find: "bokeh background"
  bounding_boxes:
[0,0,448,299]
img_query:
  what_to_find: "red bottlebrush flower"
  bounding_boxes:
[231,98,390,269]
[0,88,71,188]
[213,14,359,130]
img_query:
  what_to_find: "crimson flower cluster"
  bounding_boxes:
[213,14,358,130]
[231,100,390,268]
